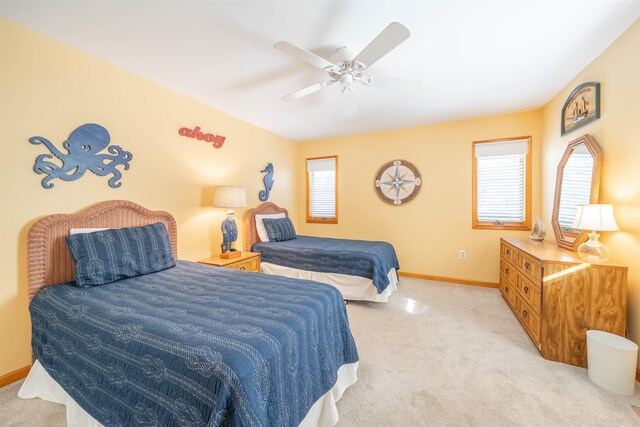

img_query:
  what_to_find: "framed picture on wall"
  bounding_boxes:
[561,82,600,136]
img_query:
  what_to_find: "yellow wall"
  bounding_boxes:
[0,19,298,376]
[540,20,640,357]
[297,111,542,282]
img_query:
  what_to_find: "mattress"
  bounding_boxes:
[261,262,399,302]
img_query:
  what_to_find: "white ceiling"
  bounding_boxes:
[2,1,639,141]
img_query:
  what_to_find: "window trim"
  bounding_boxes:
[306,155,338,224]
[472,136,532,230]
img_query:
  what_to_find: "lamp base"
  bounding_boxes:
[221,251,242,259]
[577,232,610,263]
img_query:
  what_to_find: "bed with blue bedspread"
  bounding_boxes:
[246,203,400,303]
[29,261,358,426]
[21,201,359,427]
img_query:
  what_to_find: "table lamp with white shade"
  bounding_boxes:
[571,204,620,263]
[213,186,246,259]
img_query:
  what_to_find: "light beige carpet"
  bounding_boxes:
[1,277,639,426]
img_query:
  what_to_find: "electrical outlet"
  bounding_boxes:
[459,250,467,260]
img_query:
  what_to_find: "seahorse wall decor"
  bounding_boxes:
[29,123,133,189]
[259,163,274,202]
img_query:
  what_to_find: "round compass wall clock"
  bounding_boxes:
[374,159,422,205]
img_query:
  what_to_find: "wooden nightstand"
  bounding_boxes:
[198,252,261,273]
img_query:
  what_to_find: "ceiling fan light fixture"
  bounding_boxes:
[339,73,354,92]
[275,21,417,114]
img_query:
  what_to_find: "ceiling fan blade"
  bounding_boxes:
[368,75,421,92]
[274,41,336,70]
[342,89,357,115]
[352,22,410,68]
[282,81,332,101]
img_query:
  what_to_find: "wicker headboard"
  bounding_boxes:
[243,202,289,251]
[27,200,178,301]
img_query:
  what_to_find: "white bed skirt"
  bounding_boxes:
[19,360,358,427]
[261,262,398,302]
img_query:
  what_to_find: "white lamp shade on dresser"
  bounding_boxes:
[571,204,620,231]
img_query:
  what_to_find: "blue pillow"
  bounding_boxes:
[262,217,297,242]
[66,222,176,287]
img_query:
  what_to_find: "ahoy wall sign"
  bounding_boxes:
[178,126,226,148]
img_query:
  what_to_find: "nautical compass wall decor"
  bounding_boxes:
[374,159,422,205]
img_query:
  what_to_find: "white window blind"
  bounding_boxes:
[558,150,594,230]
[307,157,336,219]
[475,140,528,224]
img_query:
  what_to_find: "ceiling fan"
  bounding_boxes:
[274,22,421,115]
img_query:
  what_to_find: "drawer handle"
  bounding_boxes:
[524,286,529,294]
[505,267,510,274]
[506,249,511,255]
[505,286,509,293]
[523,310,528,318]
[524,262,530,270]
[240,266,246,271]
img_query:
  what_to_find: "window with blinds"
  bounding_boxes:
[472,137,531,230]
[306,156,337,223]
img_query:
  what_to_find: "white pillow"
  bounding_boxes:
[255,213,286,242]
[69,228,111,235]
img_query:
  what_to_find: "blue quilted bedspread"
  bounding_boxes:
[252,236,400,293]
[30,261,358,427]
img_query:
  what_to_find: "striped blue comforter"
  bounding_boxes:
[252,236,400,293]
[30,261,358,426]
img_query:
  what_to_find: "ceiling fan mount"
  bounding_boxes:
[274,22,421,115]
[329,46,355,64]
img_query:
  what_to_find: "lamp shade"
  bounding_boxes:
[571,204,620,231]
[213,186,246,208]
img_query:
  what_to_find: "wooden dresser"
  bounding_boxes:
[499,237,627,368]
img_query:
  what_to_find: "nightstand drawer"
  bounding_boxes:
[226,256,260,273]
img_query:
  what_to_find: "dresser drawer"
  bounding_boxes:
[517,252,542,281]
[500,258,516,284]
[500,241,518,264]
[500,274,517,308]
[515,273,541,314]
[226,256,260,272]
[516,294,540,343]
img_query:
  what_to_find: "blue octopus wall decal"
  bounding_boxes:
[30,123,133,189]
[259,163,274,202]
